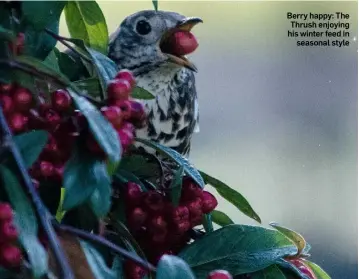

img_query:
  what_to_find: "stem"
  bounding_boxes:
[53,222,156,272]
[44,28,92,63]
[0,108,74,279]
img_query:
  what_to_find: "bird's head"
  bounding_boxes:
[108,10,202,75]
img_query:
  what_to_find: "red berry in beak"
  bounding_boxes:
[107,78,132,101]
[162,30,199,57]
[0,203,13,222]
[12,87,33,112]
[0,244,22,269]
[0,221,18,242]
[201,191,218,213]
[207,270,233,279]
[51,89,72,112]
[0,95,13,115]
[101,106,123,129]
[115,70,136,88]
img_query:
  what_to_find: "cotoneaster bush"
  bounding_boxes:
[0,1,331,279]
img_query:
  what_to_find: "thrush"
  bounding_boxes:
[108,10,202,157]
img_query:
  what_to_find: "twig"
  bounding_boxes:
[44,28,92,63]
[52,222,156,272]
[0,108,74,279]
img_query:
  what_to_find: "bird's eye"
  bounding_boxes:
[136,20,152,35]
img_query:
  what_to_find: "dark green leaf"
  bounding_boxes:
[202,214,213,233]
[179,224,297,277]
[199,171,261,223]
[170,165,184,207]
[211,210,234,227]
[61,204,99,232]
[63,150,110,211]
[44,50,60,72]
[0,166,48,278]
[152,0,158,11]
[0,266,14,278]
[13,130,48,168]
[251,265,286,279]
[135,138,205,188]
[0,26,15,42]
[22,1,66,30]
[270,223,306,256]
[305,261,331,279]
[86,47,118,95]
[118,154,161,179]
[88,163,112,217]
[73,77,102,98]
[68,89,121,163]
[55,50,90,81]
[132,87,155,100]
[80,240,118,279]
[23,18,60,60]
[156,255,195,279]
[64,1,108,54]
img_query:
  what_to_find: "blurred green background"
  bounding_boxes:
[60,2,358,278]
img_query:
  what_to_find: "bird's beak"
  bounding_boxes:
[160,17,202,72]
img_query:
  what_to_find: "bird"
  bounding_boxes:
[108,10,202,157]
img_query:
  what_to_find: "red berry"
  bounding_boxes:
[110,100,132,119]
[7,113,28,133]
[51,89,72,112]
[115,70,136,88]
[207,270,233,279]
[148,215,167,233]
[107,79,131,101]
[53,165,64,182]
[0,221,18,242]
[186,198,203,226]
[174,220,191,234]
[143,191,164,213]
[15,33,25,55]
[128,207,147,230]
[124,260,148,279]
[0,83,14,94]
[181,178,203,202]
[0,95,13,115]
[201,191,218,214]
[101,106,123,129]
[118,128,134,152]
[170,206,189,223]
[39,161,54,178]
[12,87,33,112]
[129,100,146,127]
[0,244,22,269]
[0,203,13,222]
[126,182,143,206]
[161,30,199,57]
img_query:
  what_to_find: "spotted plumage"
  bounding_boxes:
[108,10,201,157]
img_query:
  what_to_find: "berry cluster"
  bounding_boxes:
[0,69,145,188]
[0,203,22,269]
[122,177,218,278]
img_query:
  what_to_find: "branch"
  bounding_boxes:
[0,108,74,279]
[44,28,92,63]
[52,222,156,272]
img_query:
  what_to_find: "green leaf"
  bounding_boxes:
[118,154,161,179]
[22,1,66,30]
[179,224,297,277]
[156,255,195,279]
[132,87,155,100]
[63,150,110,211]
[64,1,109,54]
[211,210,234,227]
[152,0,158,11]
[251,265,286,279]
[86,47,118,96]
[0,26,15,42]
[304,261,331,279]
[56,50,90,81]
[68,89,121,163]
[199,171,261,223]
[170,165,184,207]
[88,164,112,218]
[44,49,61,72]
[23,17,60,60]
[73,77,102,98]
[80,240,118,279]
[13,130,48,168]
[135,138,205,188]
[0,166,48,278]
[270,223,306,256]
